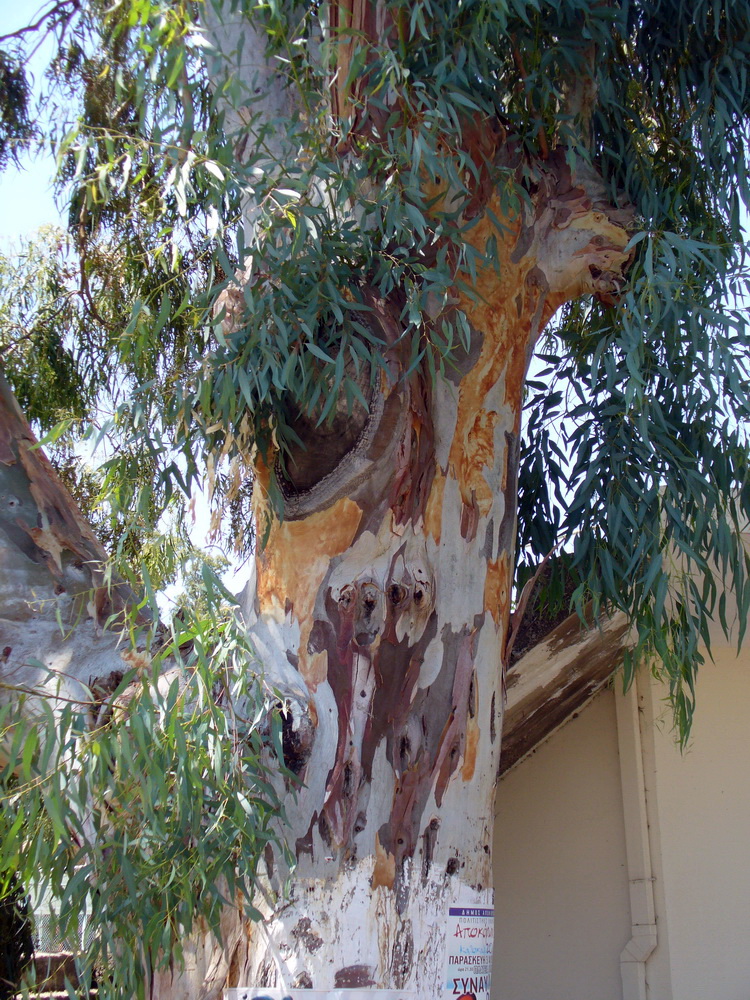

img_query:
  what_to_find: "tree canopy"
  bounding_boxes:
[2,0,748,727]
[1,0,750,993]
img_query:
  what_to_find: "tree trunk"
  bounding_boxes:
[175,9,635,994]
[0,18,635,997]
[201,170,633,999]
[0,162,632,1000]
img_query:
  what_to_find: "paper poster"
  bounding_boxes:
[224,907,494,1000]
[224,991,415,1000]
[442,906,494,1000]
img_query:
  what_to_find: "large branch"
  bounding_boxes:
[0,372,138,709]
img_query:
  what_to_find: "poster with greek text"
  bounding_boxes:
[442,906,493,1000]
[224,991,415,1000]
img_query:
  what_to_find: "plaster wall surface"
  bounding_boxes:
[643,648,750,1000]
[491,648,750,1000]
[492,689,630,1000]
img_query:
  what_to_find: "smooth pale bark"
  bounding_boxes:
[0,376,139,726]
[182,9,635,993]
[166,159,633,999]
[0,160,633,1000]
[0,12,635,997]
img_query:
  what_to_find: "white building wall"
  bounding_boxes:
[492,647,750,1000]
[492,690,631,1000]
[642,647,750,1000]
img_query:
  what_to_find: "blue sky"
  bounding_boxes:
[0,153,61,244]
[0,0,253,601]
[0,0,63,244]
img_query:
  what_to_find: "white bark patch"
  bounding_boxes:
[235,858,493,997]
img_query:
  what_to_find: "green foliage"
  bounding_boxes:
[0,229,95,429]
[0,875,33,999]
[0,0,747,991]
[0,577,294,1000]
[0,51,33,171]
[520,233,750,734]
[171,548,232,619]
[0,0,749,734]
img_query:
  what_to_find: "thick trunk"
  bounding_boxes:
[0,147,632,1000]
[235,285,520,995]
[175,9,635,993]
[175,175,631,999]
[0,10,635,986]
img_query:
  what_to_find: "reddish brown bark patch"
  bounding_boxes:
[389,371,436,527]
[334,965,376,988]
[291,917,324,954]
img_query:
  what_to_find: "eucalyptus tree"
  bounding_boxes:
[1,1,750,999]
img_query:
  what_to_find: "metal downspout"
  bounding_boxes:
[615,677,658,1000]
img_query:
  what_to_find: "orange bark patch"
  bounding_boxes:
[256,497,362,688]
[484,553,511,628]
[446,204,535,506]
[372,833,395,889]
[305,650,329,691]
[452,408,498,515]
[329,0,397,139]
[121,648,151,677]
[423,468,445,543]
[257,497,362,615]
[461,715,480,782]
[28,525,65,573]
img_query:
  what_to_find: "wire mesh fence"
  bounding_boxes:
[32,911,93,953]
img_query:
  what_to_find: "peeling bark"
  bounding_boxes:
[0,137,634,998]
[0,374,139,717]
[177,155,636,1000]
[0,14,639,996]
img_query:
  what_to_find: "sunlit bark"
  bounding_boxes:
[0,153,632,997]
[0,375,138,726]
[0,7,636,998]
[161,159,634,998]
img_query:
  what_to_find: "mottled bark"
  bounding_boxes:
[2,230,631,1000]
[0,374,139,721]
[0,10,637,994]
[0,147,634,1000]
[172,152,635,999]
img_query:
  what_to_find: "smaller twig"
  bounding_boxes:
[0,326,38,357]
[0,0,79,44]
[76,202,111,330]
[0,296,77,356]
[0,678,98,706]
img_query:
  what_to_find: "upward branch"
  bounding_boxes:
[0,0,79,44]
